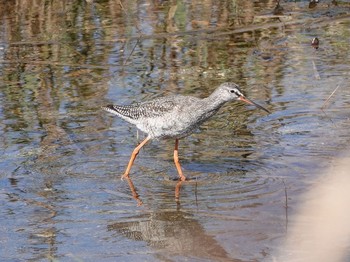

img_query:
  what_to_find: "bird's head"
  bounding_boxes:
[216,82,270,113]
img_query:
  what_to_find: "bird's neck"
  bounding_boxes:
[202,91,227,111]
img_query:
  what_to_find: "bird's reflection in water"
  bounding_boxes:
[109,177,242,261]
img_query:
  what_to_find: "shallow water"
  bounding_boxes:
[1,1,350,261]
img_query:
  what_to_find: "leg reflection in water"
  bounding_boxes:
[124,177,143,206]
[124,177,184,206]
[175,180,183,204]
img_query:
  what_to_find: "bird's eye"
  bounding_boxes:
[230,89,239,96]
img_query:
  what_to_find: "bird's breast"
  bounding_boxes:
[136,106,219,139]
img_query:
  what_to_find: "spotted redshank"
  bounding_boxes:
[103,82,269,181]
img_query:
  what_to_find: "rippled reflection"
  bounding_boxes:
[108,209,240,261]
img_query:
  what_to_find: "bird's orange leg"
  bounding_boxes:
[174,139,186,181]
[121,137,150,180]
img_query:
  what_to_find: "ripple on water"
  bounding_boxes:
[196,166,282,206]
[105,155,285,216]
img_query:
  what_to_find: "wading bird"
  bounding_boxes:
[103,82,269,181]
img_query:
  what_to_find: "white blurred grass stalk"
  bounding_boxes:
[275,157,350,262]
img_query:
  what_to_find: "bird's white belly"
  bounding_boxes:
[136,113,197,139]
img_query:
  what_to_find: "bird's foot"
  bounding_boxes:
[179,175,187,182]
[121,174,129,181]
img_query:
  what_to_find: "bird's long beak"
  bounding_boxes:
[238,96,270,114]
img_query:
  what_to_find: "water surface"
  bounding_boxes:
[1,1,350,261]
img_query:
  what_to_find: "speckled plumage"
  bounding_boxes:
[103,83,249,139]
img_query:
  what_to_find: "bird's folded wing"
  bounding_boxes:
[103,97,178,120]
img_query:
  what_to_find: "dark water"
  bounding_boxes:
[1,1,350,261]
